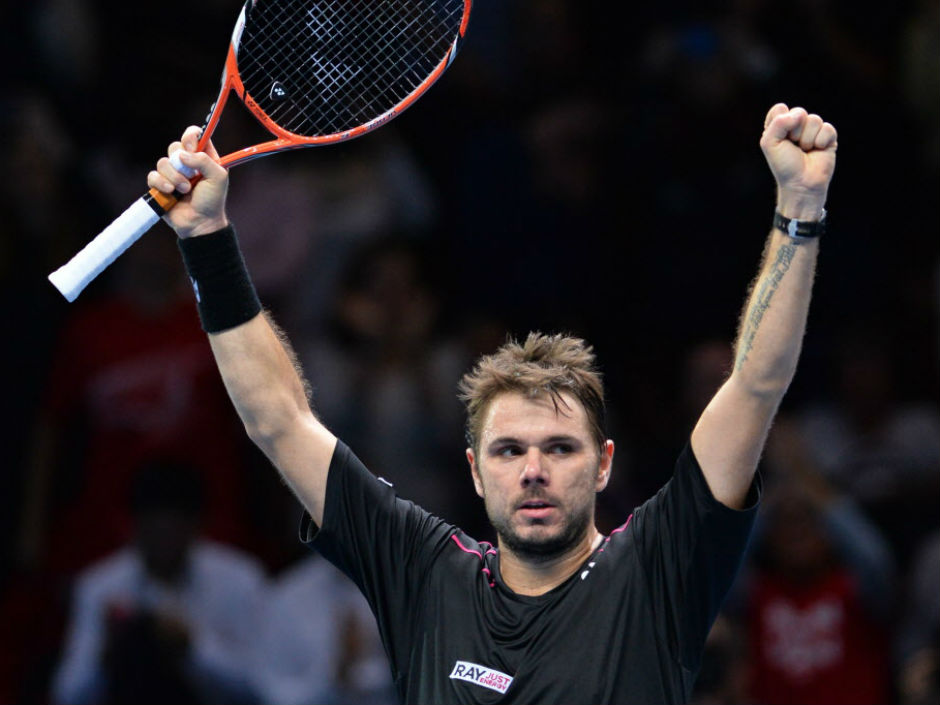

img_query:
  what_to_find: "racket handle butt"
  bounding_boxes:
[48,197,162,302]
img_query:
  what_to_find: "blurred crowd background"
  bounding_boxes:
[1,0,938,703]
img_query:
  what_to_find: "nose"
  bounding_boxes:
[521,447,548,487]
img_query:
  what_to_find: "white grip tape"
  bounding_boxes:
[169,151,199,179]
[48,198,161,302]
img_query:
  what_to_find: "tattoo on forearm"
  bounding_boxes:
[735,241,797,371]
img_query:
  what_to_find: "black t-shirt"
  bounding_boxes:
[301,441,758,704]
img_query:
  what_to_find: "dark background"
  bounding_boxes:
[1,0,937,703]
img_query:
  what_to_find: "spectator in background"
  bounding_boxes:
[689,614,750,705]
[743,418,895,705]
[6,226,257,704]
[229,129,437,336]
[797,331,940,566]
[52,460,266,705]
[251,552,395,705]
[898,0,940,172]
[896,530,940,705]
[449,93,623,331]
[300,236,469,526]
[0,91,94,598]
[898,634,940,705]
[19,230,252,577]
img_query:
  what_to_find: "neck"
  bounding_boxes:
[498,528,603,596]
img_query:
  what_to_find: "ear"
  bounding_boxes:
[466,447,485,498]
[595,440,615,492]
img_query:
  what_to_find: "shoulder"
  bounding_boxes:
[74,548,139,597]
[317,439,457,545]
[629,443,760,553]
[668,442,760,512]
[325,439,395,497]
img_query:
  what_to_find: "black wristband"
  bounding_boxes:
[177,225,262,333]
[773,209,827,240]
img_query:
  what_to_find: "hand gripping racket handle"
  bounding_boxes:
[48,154,198,301]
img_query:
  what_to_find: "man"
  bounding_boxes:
[52,461,265,705]
[147,103,836,703]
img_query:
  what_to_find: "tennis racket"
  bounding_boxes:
[49,0,472,302]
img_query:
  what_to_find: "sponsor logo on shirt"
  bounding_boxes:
[449,660,514,694]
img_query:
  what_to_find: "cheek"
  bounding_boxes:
[477,472,512,511]
[571,465,602,499]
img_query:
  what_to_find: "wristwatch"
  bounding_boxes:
[773,209,826,240]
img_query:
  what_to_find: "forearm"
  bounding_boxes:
[690,104,834,508]
[692,227,818,507]
[731,108,832,396]
[173,222,315,442]
[732,227,818,398]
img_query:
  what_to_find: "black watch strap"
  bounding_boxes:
[773,209,826,239]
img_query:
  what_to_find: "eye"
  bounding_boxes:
[496,445,523,457]
[547,443,574,455]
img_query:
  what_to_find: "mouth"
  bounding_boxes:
[517,500,556,520]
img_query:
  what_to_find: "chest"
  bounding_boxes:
[402,555,675,704]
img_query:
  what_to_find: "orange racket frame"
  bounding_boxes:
[50,0,472,301]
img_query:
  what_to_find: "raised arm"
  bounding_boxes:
[148,127,336,524]
[691,104,837,509]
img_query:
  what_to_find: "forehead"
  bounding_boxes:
[479,391,592,442]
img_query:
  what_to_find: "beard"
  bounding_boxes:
[487,498,594,564]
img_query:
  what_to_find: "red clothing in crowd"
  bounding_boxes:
[40,296,250,573]
[747,569,889,705]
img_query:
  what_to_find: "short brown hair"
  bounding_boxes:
[458,332,607,453]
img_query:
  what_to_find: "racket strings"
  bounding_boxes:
[237,0,465,137]
[301,1,452,123]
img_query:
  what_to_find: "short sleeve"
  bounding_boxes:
[630,443,759,672]
[299,441,456,675]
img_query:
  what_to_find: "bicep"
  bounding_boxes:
[691,374,777,509]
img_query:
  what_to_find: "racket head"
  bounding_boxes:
[209,0,471,166]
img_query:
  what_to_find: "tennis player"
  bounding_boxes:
[148,103,836,704]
